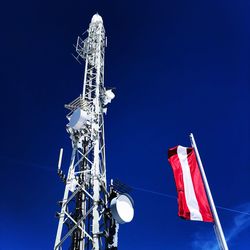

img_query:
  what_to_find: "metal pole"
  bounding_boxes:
[189,133,228,250]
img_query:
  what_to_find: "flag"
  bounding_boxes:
[168,145,214,222]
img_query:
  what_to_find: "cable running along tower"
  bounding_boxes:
[54,14,134,250]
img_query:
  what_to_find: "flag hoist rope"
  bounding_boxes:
[190,133,229,250]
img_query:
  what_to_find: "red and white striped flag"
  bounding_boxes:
[168,145,214,222]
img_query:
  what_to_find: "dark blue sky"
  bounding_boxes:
[0,0,249,249]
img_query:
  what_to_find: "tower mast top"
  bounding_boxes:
[91,13,103,23]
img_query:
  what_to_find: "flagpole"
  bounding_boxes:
[189,133,228,250]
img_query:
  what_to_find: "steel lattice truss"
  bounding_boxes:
[54,15,111,250]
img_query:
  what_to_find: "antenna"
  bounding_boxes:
[57,148,63,171]
[54,14,134,250]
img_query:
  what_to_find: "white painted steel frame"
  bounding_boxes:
[54,15,109,250]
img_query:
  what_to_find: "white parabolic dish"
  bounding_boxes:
[68,108,90,130]
[110,194,134,224]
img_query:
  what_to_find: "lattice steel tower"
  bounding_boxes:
[54,14,134,250]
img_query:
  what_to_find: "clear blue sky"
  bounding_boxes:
[0,0,249,249]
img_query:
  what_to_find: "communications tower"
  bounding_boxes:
[54,14,134,250]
